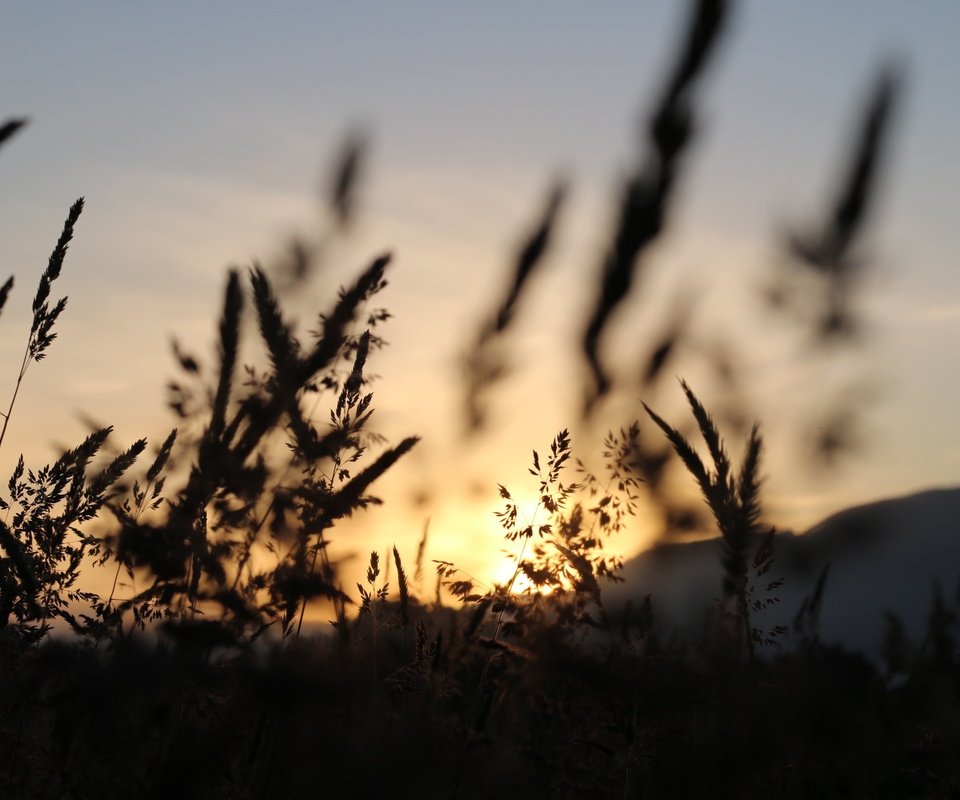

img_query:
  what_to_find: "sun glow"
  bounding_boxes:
[490,546,545,596]
[489,491,543,588]
[487,486,587,597]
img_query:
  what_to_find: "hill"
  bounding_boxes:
[609,487,960,657]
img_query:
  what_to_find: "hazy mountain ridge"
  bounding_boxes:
[610,487,960,656]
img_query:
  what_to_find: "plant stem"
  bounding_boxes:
[0,344,33,456]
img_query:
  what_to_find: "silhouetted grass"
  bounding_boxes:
[582,0,729,408]
[3,1,957,798]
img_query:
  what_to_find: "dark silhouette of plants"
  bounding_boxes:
[90,426,178,642]
[0,113,420,657]
[0,188,149,645]
[0,429,145,643]
[769,63,904,465]
[582,0,730,406]
[463,182,566,430]
[0,117,27,151]
[5,2,958,798]
[437,425,643,697]
[106,256,418,645]
[0,197,83,453]
[784,64,903,338]
[643,380,784,658]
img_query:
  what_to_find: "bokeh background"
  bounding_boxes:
[0,2,958,596]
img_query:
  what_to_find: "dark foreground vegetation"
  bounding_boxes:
[3,1,959,797]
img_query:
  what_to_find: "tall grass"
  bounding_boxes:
[3,1,956,798]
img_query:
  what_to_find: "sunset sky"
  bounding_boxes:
[0,2,958,594]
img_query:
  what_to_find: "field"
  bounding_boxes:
[2,2,959,797]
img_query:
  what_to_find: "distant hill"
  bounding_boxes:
[607,487,960,658]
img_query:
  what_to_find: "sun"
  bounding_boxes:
[487,492,547,592]
[491,550,541,595]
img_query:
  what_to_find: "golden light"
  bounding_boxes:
[487,491,566,596]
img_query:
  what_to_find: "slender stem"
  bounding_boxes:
[370,582,379,686]
[105,564,122,609]
[97,471,161,648]
[294,529,335,639]
[231,491,280,592]
[293,549,316,638]
[467,501,540,733]
[230,386,329,594]
[293,399,353,640]
[491,535,529,642]
[0,345,33,456]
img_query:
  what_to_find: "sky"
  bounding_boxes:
[0,2,958,596]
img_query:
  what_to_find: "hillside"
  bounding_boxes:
[611,487,960,656]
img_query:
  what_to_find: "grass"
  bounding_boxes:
[1,1,957,797]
